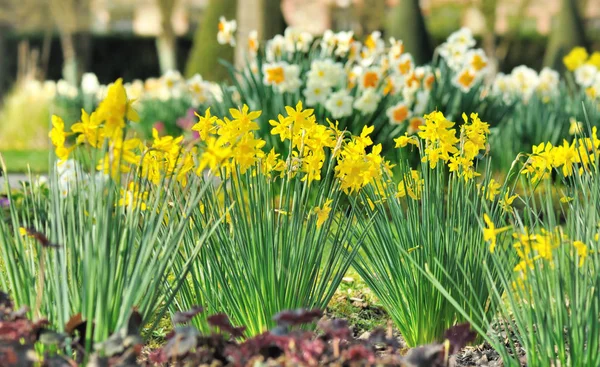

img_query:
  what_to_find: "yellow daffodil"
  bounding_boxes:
[49,115,75,163]
[192,108,218,141]
[481,178,501,202]
[483,214,511,253]
[95,78,139,138]
[394,134,418,148]
[563,47,588,71]
[572,241,588,267]
[499,193,518,214]
[314,199,333,228]
[71,109,104,148]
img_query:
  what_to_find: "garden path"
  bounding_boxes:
[2,174,41,189]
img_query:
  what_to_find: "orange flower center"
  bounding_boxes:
[398,60,412,75]
[471,55,487,71]
[409,117,424,133]
[405,73,420,88]
[248,38,257,51]
[424,75,435,90]
[393,106,409,122]
[362,71,379,88]
[458,70,475,88]
[266,67,285,84]
[383,78,394,95]
[365,36,376,50]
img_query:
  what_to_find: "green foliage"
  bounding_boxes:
[0,148,221,352]
[354,159,512,346]
[172,154,363,336]
[490,87,599,170]
[425,120,600,366]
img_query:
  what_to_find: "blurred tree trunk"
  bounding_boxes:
[49,0,91,85]
[494,0,532,69]
[479,0,498,78]
[357,0,387,35]
[40,28,53,80]
[60,33,78,86]
[262,0,286,40]
[235,0,261,67]
[74,0,92,78]
[235,0,286,67]
[0,23,8,102]
[156,0,178,74]
[332,4,355,31]
[386,0,432,64]
[185,0,237,81]
[543,0,587,70]
[75,31,92,78]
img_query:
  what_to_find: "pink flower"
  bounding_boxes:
[153,121,165,134]
[176,108,197,130]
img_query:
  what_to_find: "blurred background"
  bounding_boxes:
[0,0,599,171]
[1,0,599,90]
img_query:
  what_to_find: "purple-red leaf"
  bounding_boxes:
[317,318,351,339]
[272,308,323,327]
[172,306,204,324]
[207,313,245,338]
[444,322,477,354]
[23,228,60,248]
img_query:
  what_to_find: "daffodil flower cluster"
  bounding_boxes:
[55,71,222,109]
[194,101,341,183]
[192,105,266,176]
[194,100,389,194]
[410,111,490,181]
[48,79,205,210]
[522,128,600,182]
[490,66,560,103]
[438,28,490,93]
[334,125,390,194]
[216,18,438,134]
[268,101,389,191]
[394,111,495,182]
[506,228,594,301]
[413,111,459,169]
[391,110,500,211]
[483,221,593,282]
[450,112,490,180]
[49,79,140,172]
[563,46,600,103]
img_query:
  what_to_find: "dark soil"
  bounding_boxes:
[454,343,503,367]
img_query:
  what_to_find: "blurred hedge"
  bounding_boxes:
[2,32,193,86]
[2,30,599,90]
